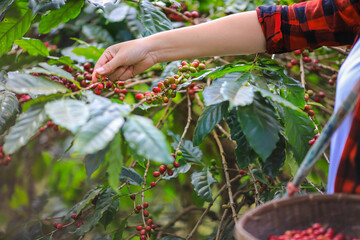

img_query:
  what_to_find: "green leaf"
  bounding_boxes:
[69,187,103,216]
[203,71,248,106]
[0,0,14,17]
[113,216,128,240]
[37,62,80,86]
[107,134,123,191]
[283,107,315,163]
[100,197,119,229]
[14,38,49,57]
[139,0,173,36]
[122,115,172,164]
[193,101,229,146]
[0,91,19,135]
[4,103,47,155]
[45,99,90,133]
[0,1,32,56]
[226,109,257,169]
[72,46,105,62]
[22,93,61,112]
[254,86,298,110]
[27,0,65,15]
[76,188,117,234]
[74,112,125,155]
[221,83,254,106]
[169,131,203,164]
[120,167,144,186]
[261,134,286,178]
[237,93,280,160]
[160,237,183,240]
[47,56,75,68]
[82,24,114,44]
[38,0,84,34]
[6,73,68,95]
[191,168,216,202]
[104,3,130,22]
[84,147,108,178]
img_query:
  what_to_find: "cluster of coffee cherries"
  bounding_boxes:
[134,205,156,240]
[166,2,199,22]
[38,121,59,133]
[134,60,204,104]
[52,212,83,232]
[268,223,359,240]
[0,147,11,167]
[303,89,326,116]
[287,49,320,71]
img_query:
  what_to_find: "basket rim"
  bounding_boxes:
[235,193,360,239]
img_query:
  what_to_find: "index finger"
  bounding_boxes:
[91,49,114,83]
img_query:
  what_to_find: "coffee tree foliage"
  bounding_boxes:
[0,0,342,239]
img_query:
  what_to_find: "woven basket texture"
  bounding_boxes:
[234,194,360,240]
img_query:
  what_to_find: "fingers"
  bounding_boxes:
[107,67,128,82]
[92,45,123,82]
[117,66,135,81]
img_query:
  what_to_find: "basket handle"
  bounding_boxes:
[285,78,360,197]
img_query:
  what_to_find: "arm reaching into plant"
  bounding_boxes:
[91,11,266,82]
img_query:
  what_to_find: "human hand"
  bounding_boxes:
[92,38,157,82]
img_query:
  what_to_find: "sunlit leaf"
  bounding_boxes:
[0,1,32,56]
[6,73,68,95]
[38,0,84,34]
[45,99,90,133]
[74,112,124,155]
[123,115,172,164]
[14,38,49,56]
[0,91,19,135]
[4,103,46,154]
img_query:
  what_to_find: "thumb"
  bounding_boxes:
[95,55,123,76]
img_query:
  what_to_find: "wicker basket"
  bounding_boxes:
[235,194,360,240]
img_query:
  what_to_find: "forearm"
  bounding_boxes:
[148,11,266,63]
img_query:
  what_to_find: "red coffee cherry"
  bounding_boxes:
[173,161,180,168]
[56,224,63,230]
[191,11,199,18]
[159,165,167,174]
[153,171,160,177]
[147,219,153,225]
[53,222,59,228]
[136,204,142,210]
[140,229,146,235]
[143,202,149,209]
[143,210,149,217]
[135,93,144,100]
[167,169,174,176]
[291,59,298,65]
[130,194,136,200]
[294,49,301,55]
[114,88,120,94]
[145,226,151,231]
[308,138,316,146]
[136,225,143,231]
[150,182,156,188]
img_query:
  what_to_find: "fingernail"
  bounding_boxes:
[95,67,105,74]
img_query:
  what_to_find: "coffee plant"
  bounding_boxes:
[0,0,345,239]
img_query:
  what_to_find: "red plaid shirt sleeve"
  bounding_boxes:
[256,0,360,54]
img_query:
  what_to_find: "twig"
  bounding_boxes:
[175,94,192,158]
[159,96,187,128]
[248,166,264,205]
[212,130,237,222]
[323,152,330,164]
[306,177,324,194]
[185,175,241,240]
[215,208,229,240]
[156,99,173,128]
[156,206,198,239]
[299,53,306,88]
[142,159,151,238]
[329,46,349,55]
